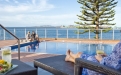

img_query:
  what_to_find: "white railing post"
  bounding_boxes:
[66,43,68,51]
[77,29,79,39]
[78,42,80,52]
[101,29,102,40]
[112,45,114,51]
[113,28,114,40]
[45,42,47,51]
[88,43,90,51]
[3,30,5,40]
[89,29,90,39]
[25,28,26,38]
[36,28,37,34]
[14,28,16,39]
[67,29,68,39]
[77,43,78,52]
[14,28,16,35]
[56,42,58,50]
[45,28,46,38]
[56,29,58,38]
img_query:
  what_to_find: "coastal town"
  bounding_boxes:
[34,25,121,29]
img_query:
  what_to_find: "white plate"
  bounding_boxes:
[0,65,18,75]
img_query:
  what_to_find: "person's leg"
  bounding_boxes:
[65,50,75,63]
[65,49,82,63]
[69,50,82,59]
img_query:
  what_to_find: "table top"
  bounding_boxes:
[34,55,74,75]
[6,59,37,75]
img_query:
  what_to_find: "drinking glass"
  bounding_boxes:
[1,46,11,63]
[96,44,104,55]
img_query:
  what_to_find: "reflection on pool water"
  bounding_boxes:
[12,41,115,55]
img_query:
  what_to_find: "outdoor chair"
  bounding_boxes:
[34,55,121,75]
[75,58,121,75]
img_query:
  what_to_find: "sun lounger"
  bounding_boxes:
[75,58,121,75]
[34,55,121,75]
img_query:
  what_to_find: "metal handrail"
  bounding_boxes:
[0,24,20,60]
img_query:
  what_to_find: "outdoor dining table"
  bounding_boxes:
[34,55,74,75]
[5,59,37,75]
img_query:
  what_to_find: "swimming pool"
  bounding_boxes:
[12,41,115,55]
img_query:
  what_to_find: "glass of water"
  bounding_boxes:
[1,46,11,63]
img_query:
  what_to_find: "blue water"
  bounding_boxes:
[12,41,115,55]
[0,27,121,40]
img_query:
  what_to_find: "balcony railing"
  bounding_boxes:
[0,27,121,40]
[0,24,20,60]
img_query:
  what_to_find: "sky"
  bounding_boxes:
[0,0,120,27]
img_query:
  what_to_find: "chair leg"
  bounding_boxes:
[74,65,83,75]
[34,64,38,69]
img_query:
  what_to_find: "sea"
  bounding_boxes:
[0,27,121,40]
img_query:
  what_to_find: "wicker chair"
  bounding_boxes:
[75,58,121,75]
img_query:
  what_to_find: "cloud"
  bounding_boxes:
[13,0,19,4]
[0,0,56,27]
[113,6,121,27]
[0,0,54,13]
[114,13,121,27]
[0,0,120,27]
[0,14,77,26]
[0,5,29,13]
[5,0,9,2]
[32,0,36,5]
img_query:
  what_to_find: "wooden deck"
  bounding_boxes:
[12,52,58,62]
[44,38,120,44]
[0,40,17,48]
[0,38,120,62]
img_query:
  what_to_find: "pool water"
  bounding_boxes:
[12,41,115,55]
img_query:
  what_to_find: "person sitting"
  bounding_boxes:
[26,31,31,42]
[65,41,121,75]
[31,31,36,41]
[35,34,40,42]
